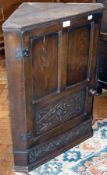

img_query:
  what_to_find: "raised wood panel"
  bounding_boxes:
[67,25,90,86]
[32,33,58,100]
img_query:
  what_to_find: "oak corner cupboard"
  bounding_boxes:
[2,2,103,173]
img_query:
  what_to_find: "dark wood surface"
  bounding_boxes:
[96,0,107,90]
[0,0,96,50]
[0,53,107,175]
[98,0,107,33]
[3,3,103,30]
[3,3,103,172]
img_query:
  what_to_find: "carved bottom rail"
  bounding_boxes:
[28,119,92,167]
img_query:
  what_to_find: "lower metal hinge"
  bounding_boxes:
[15,48,29,59]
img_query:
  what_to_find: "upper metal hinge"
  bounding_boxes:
[15,48,29,60]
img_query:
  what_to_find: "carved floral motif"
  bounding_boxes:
[36,91,86,134]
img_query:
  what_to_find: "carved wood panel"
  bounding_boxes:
[35,91,86,135]
[28,119,92,165]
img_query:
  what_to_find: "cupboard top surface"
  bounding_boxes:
[3,3,103,30]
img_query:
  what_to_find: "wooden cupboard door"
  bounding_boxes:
[31,22,97,135]
[21,17,100,169]
[31,29,88,137]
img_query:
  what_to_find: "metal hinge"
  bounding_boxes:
[15,48,29,59]
[20,132,33,142]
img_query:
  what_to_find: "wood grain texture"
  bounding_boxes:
[96,0,107,90]
[3,3,103,30]
[2,3,103,171]
[0,57,15,175]
[93,90,107,120]
[67,25,90,85]
[1,1,105,173]
[97,0,107,33]
[32,33,58,99]
[0,49,107,174]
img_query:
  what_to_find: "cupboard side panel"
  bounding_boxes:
[3,31,28,166]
